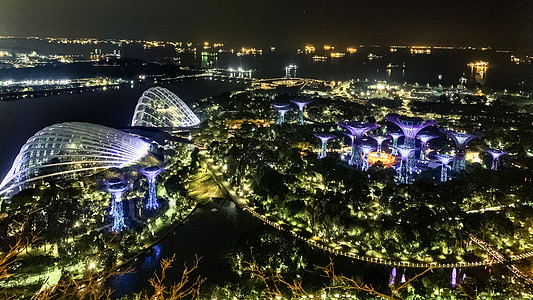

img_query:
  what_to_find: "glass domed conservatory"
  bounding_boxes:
[131,87,201,128]
[0,122,151,196]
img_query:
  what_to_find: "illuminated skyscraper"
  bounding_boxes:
[290,100,311,125]
[314,133,336,159]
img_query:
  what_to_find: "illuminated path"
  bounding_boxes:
[469,234,533,284]
[201,153,499,269]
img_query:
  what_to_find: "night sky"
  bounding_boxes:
[1,0,532,48]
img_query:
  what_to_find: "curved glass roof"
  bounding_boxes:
[0,122,151,196]
[131,87,200,128]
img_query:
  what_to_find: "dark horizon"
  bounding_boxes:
[1,0,532,50]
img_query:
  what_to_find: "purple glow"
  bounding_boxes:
[417,134,438,160]
[314,133,335,159]
[401,273,406,283]
[142,166,163,210]
[388,132,403,155]
[359,144,374,171]
[386,115,436,147]
[371,135,389,155]
[442,130,480,171]
[272,103,291,125]
[436,154,454,183]
[390,267,397,285]
[290,100,311,111]
[486,149,507,170]
[340,121,379,142]
[451,267,457,287]
[108,183,128,232]
[290,100,311,125]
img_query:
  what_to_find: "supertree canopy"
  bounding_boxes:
[442,130,481,171]
[141,166,163,210]
[271,103,290,125]
[385,115,436,147]
[340,121,378,166]
[290,100,311,125]
[371,135,389,156]
[417,133,439,160]
[314,133,336,159]
[108,183,129,232]
[0,122,151,197]
[131,87,201,128]
[359,144,375,171]
[395,145,416,184]
[436,154,454,183]
[486,149,507,170]
[388,132,403,155]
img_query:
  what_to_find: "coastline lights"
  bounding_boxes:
[108,183,129,232]
[290,100,311,125]
[141,166,163,210]
[486,149,507,170]
[314,133,336,159]
[417,133,439,160]
[436,154,454,183]
[385,115,436,147]
[271,103,290,125]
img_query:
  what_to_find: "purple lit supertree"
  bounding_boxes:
[388,132,403,155]
[390,267,397,285]
[436,154,454,183]
[417,133,439,160]
[451,267,457,287]
[290,100,311,125]
[107,183,128,232]
[395,145,416,184]
[141,166,163,210]
[340,121,379,166]
[486,149,507,170]
[314,133,335,159]
[371,135,390,156]
[359,144,375,171]
[442,130,480,172]
[344,132,356,163]
[385,115,436,147]
[271,103,290,125]
[105,178,123,217]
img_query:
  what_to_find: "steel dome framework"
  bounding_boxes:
[0,122,151,196]
[131,87,200,128]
